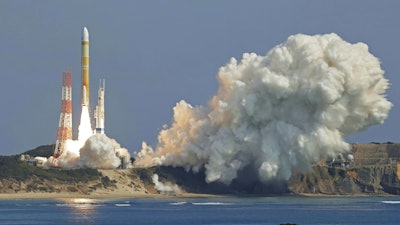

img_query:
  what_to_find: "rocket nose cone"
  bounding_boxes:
[82,27,89,41]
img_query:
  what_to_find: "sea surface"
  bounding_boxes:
[0,196,399,225]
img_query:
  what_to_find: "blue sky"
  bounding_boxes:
[0,0,399,155]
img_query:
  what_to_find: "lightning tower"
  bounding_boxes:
[94,79,105,134]
[54,72,73,158]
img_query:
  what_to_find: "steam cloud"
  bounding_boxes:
[46,134,131,169]
[40,107,131,169]
[152,174,181,194]
[135,33,392,185]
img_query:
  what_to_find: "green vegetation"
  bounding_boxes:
[22,145,54,158]
[101,176,117,188]
[135,167,156,185]
[66,186,79,192]
[0,155,100,182]
[0,144,101,183]
[328,167,346,178]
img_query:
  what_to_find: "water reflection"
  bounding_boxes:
[56,198,102,223]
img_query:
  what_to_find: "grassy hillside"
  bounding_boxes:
[22,145,54,158]
[0,155,100,182]
[0,145,100,183]
[0,147,112,194]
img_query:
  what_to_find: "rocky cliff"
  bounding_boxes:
[288,164,400,195]
[288,143,400,195]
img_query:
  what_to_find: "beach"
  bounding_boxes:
[0,190,219,200]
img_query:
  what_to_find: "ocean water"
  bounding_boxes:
[0,196,399,225]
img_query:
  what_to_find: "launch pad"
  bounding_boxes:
[54,27,105,159]
[47,27,130,169]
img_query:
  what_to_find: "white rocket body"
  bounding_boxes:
[94,79,105,134]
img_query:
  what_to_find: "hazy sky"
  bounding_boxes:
[0,0,399,156]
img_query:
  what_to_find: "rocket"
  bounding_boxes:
[81,27,90,106]
[94,79,105,134]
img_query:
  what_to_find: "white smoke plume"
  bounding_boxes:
[48,134,131,169]
[77,106,93,150]
[77,134,124,169]
[152,173,181,194]
[46,107,131,169]
[134,33,392,185]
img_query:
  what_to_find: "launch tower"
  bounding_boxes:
[53,72,73,158]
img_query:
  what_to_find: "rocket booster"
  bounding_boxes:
[94,79,105,134]
[81,27,90,106]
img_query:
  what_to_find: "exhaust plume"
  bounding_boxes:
[53,134,131,169]
[78,106,93,149]
[47,106,130,169]
[152,173,181,194]
[135,33,392,185]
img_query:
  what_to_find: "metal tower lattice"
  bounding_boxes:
[54,72,72,158]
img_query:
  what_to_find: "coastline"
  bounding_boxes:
[0,192,220,200]
[0,191,390,200]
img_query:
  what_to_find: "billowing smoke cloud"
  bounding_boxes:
[42,106,131,169]
[152,173,181,194]
[134,33,392,185]
[78,134,126,169]
[49,134,131,169]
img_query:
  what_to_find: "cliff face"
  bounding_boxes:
[288,164,400,195]
[287,143,400,195]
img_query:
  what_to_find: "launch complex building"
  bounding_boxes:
[53,27,105,159]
